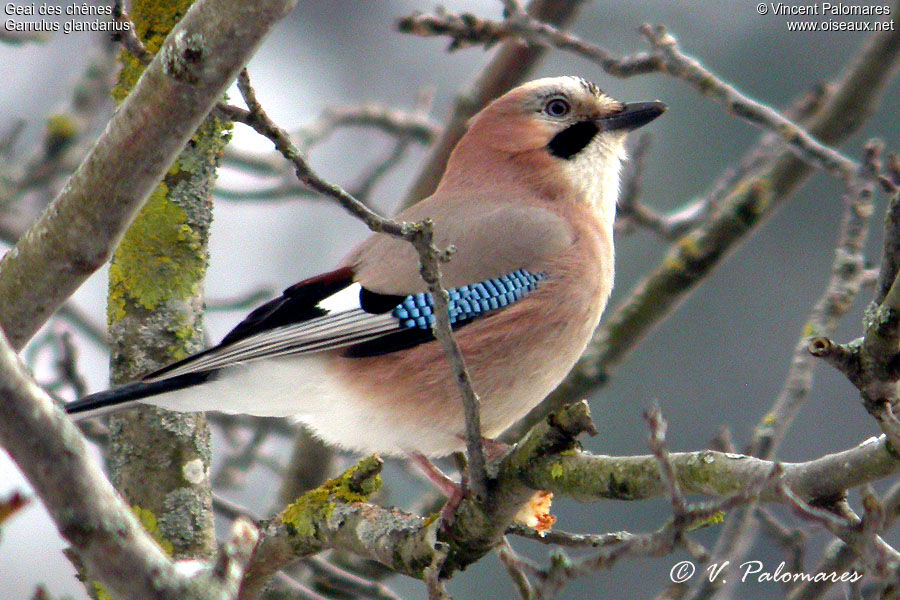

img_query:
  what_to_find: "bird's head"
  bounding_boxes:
[440,76,665,223]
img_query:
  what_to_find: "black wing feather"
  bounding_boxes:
[148,266,357,380]
[220,265,356,345]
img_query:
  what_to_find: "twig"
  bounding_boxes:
[53,328,88,398]
[423,542,451,600]
[507,524,637,548]
[615,134,706,240]
[305,555,406,600]
[0,120,25,159]
[644,404,687,515]
[787,478,900,600]
[776,479,900,577]
[400,0,588,205]
[755,507,806,575]
[55,303,109,347]
[400,4,861,179]
[350,137,414,204]
[218,99,440,201]
[229,68,489,499]
[496,538,535,600]
[213,492,258,522]
[638,24,857,180]
[0,29,46,45]
[111,0,152,65]
[211,517,259,594]
[511,16,900,439]
[207,287,276,312]
[220,102,438,176]
[212,420,283,489]
[694,161,879,599]
[272,572,333,600]
[0,40,117,246]
[806,145,900,444]
[515,405,779,598]
[874,151,900,305]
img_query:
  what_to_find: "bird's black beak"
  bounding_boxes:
[599,101,667,132]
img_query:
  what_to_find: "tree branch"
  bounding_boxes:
[0,325,255,600]
[0,0,298,350]
[514,14,900,434]
[689,139,880,600]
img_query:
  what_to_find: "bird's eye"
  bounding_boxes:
[544,98,571,118]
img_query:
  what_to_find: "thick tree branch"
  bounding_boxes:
[207,402,899,597]
[524,433,897,504]
[0,325,258,600]
[0,0,298,350]
[690,140,880,600]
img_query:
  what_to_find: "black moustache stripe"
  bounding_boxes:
[547,120,600,160]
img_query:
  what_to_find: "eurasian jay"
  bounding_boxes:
[66,76,665,457]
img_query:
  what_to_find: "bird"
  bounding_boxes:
[65,76,665,458]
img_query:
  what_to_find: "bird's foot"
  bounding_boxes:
[408,452,468,524]
[408,452,460,498]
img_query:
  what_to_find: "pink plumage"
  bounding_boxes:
[67,76,665,457]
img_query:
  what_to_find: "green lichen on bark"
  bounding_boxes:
[112,0,194,103]
[44,113,78,157]
[281,456,383,540]
[131,504,175,555]
[104,0,229,565]
[107,184,205,325]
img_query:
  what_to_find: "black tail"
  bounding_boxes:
[65,371,213,420]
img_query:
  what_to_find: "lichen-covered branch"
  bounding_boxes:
[213,402,898,598]
[0,326,260,600]
[548,435,896,503]
[239,403,594,597]
[238,456,440,599]
[0,0,298,351]
[808,153,900,446]
[102,0,228,566]
[689,140,880,600]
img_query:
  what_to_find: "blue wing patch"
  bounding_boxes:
[143,268,548,376]
[392,269,545,329]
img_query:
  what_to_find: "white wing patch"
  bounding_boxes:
[318,282,363,313]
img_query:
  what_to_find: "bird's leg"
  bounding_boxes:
[409,439,510,523]
[408,452,460,498]
[407,451,471,524]
[479,437,511,462]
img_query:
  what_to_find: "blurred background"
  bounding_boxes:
[2,1,899,598]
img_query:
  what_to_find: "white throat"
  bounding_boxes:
[562,135,625,232]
